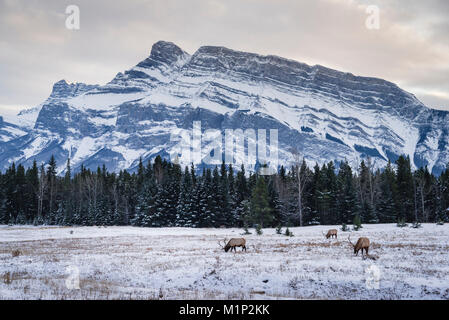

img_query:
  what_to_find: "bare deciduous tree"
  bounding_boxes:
[291,148,311,227]
[37,164,47,220]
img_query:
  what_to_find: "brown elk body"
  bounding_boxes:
[219,238,247,252]
[348,236,370,256]
[324,229,338,239]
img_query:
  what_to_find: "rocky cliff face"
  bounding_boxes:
[1,41,448,174]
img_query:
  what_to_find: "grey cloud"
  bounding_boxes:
[0,0,447,113]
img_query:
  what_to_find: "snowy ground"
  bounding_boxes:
[1,224,449,300]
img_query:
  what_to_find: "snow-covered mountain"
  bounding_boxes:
[0,116,28,143]
[1,41,448,174]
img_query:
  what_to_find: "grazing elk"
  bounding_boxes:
[348,236,370,256]
[323,229,338,239]
[218,238,247,252]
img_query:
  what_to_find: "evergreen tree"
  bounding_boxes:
[353,214,362,231]
[358,160,378,223]
[198,169,213,227]
[249,176,273,228]
[176,167,195,227]
[377,161,397,222]
[396,155,415,222]
[47,155,58,215]
[336,160,357,224]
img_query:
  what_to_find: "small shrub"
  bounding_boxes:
[353,214,362,231]
[341,223,349,232]
[397,217,407,228]
[436,220,444,226]
[284,228,293,237]
[411,221,422,229]
[255,224,263,235]
[158,287,164,299]
[242,222,252,235]
[11,250,21,257]
[288,276,301,290]
[276,225,282,235]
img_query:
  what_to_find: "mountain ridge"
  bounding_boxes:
[0,40,447,174]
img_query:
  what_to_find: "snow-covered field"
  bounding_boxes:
[1,224,449,300]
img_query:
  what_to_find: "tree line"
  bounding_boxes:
[0,154,448,227]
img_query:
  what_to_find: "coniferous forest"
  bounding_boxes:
[0,154,448,228]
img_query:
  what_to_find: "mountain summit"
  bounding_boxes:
[0,41,448,174]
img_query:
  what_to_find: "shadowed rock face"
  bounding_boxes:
[50,80,99,99]
[0,116,27,144]
[1,41,448,174]
[139,40,188,68]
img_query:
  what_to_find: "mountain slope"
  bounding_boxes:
[1,41,448,174]
[0,116,27,143]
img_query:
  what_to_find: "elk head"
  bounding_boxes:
[218,238,228,251]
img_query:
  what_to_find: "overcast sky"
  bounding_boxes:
[1,0,448,117]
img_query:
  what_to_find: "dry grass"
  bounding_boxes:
[1,225,449,300]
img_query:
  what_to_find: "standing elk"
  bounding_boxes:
[323,229,338,239]
[218,238,247,252]
[348,236,370,256]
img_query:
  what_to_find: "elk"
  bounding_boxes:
[348,236,370,256]
[218,238,247,252]
[323,229,338,239]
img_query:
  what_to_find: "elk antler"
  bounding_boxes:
[348,235,355,247]
[218,238,228,248]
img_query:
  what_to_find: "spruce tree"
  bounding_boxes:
[377,161,397,222]
[249,176,273,228]
[396,155,415,222]
[176,167,194,227]
[336,160,357,224]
